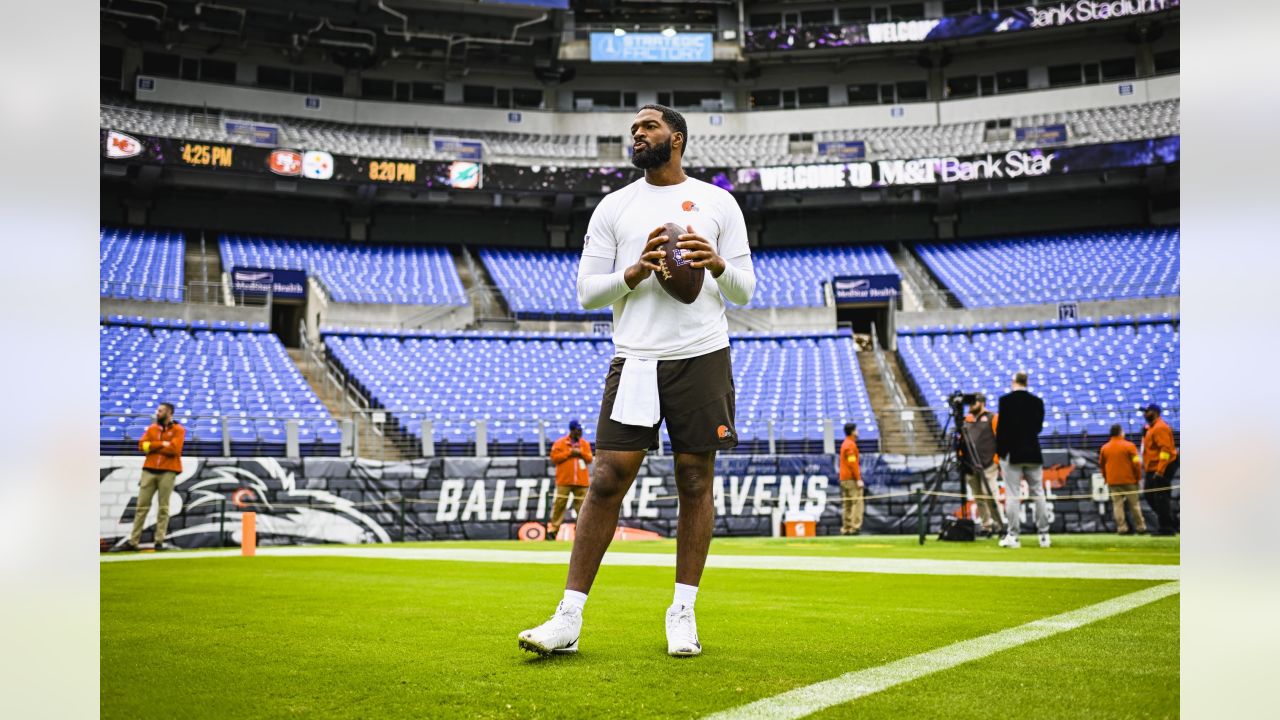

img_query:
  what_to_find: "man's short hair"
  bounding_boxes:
[1110,423,1123,437]
[159,401,175,413]
[638,103,688,155]
[844,423,857,436]
[1013,371,1028,387]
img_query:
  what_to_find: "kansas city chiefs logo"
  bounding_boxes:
[105,131,141,159]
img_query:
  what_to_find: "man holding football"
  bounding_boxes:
[519,104,756,657]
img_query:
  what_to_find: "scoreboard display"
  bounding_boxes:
[179,142,235,168]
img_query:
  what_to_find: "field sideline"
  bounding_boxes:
[101,535,1179,719]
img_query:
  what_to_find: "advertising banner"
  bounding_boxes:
[1016,124,1069,144]
[817,140,867,161]
[225,120,281,146]
[230,267,307,299]
[101,129,1177,195]
[745,0,1178,52]
[589,32,714,63]
[832,274,901,303]
[99,450,1176,549]
[432,137,485,161]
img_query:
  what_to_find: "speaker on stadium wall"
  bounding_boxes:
[938,517,976,542]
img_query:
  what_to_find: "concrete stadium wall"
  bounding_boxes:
[133,75,1179,140]
[100,298,268,325]
[898,296,1180,329]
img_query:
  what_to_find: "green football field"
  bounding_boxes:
[101,535,1179,719]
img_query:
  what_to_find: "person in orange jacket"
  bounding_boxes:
[838,423,864,535]
[547,419,593,540]
[124,402,186,551]
[1140,404,1179,535]
[1098,423,1147,535]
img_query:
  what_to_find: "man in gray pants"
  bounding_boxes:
[994,372,1050,549]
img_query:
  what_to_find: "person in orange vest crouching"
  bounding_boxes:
[124,401,186,551]
[1098,423,1148,535]
[1141,404,1179,535]
[838,423,864,535]
[547,419,593,540]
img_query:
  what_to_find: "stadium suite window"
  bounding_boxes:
[1154,49,1179,75]
[797,86,829,108]
[415,82,446,104]
[572,90,636,109]
[846,83,878,106]
[362,78,394,101]
[893,81,928,103]
[142,51,181,79]
[102,45,123,93]
[463,85,496,106]
[673,90,724,108]
[750,88,781,109]
[258,65,293,91]
[513,88,543,109]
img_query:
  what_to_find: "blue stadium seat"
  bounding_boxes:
[99,325,338,448]
[324,331,878,447]
[897,322,1180,436]
[915,227,1179,307]
[477,244,899,314]
[220,234,467,306]
[100,227,185,303]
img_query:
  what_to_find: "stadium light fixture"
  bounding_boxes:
[661,27,677,37]
[613,27,626,36]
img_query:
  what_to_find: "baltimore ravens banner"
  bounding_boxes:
[99,451,1177,550]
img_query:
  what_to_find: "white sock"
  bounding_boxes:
[673,583,699,608]
[561,589,587,612]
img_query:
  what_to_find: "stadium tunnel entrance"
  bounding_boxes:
[271,300,305,348]
[837,303,894,350]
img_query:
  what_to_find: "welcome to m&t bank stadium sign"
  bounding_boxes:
[737,136,1180,192]
[1030,0,1177,28]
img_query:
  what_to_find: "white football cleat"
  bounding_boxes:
[666,604,701,657]
[998,534,1021,549]
[518,602,582,656]
[1039,533,1052,548]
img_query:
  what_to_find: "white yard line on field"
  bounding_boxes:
[99,545,1179,580]
[703,581,1181,720]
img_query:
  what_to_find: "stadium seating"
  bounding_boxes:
[324,329,877,452]
[100,227,184,302]
[896,320,1179,439]
[101,98,1179,168]
[749,245,898,308]
[219,234,467,306]
[478,244,898,315]
[914,227,1180,307]
[478,248,606,318]
[99,324,341,454]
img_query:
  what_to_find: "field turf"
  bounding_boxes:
[101,535,1178,719]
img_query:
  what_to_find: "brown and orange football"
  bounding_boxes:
[655,222,704,304]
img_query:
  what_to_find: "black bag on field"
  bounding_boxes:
[938,517,977,542]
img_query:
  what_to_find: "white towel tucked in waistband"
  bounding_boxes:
[610,357,661,427]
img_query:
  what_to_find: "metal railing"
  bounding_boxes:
[100,279,269,309]
[99,412,348,457]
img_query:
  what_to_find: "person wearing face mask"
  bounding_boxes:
[1140,404,1179,535]
[122,401,185,551]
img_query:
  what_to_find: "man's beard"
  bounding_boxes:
[631,138,673,169]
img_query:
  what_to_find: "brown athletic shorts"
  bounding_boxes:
[595,347,737,454]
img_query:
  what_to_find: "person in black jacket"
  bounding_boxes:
[995,371,1051,549]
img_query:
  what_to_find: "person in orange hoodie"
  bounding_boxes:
[1098,423,1147,535]
[1141,404,1179,535]
[125,401,186,551]
[838,423,864,535]
[547,420,593,540]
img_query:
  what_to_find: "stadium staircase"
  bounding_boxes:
[183,231,224,305]
[857,347,946,454]
[453,247,517,331]
[891,245,958,310]
[286,346,407,461]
